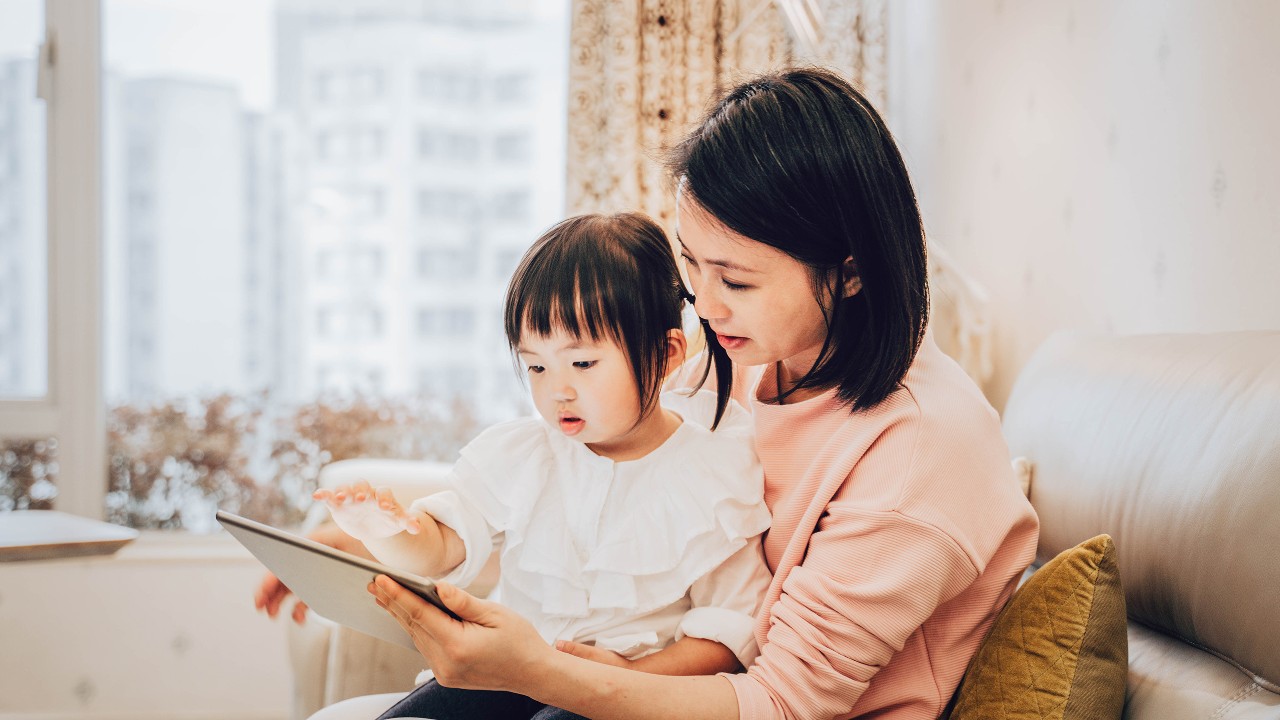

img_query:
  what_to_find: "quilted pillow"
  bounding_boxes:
[945,534,1128,720]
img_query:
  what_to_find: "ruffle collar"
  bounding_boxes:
[453,390,769,617]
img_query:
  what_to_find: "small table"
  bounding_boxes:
[0,510,140,562]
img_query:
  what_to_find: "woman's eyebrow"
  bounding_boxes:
[676,235,761,274]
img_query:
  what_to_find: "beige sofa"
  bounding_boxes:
[1001,331,1280,718]
[289,331,1280,720]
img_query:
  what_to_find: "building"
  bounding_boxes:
[275,0,567,418]
[104,77,252,401]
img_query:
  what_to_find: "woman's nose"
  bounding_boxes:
[692,284,728,321]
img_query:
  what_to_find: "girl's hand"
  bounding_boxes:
[554,640,634,670]
[313,479,422,541]
[369,577,556,693]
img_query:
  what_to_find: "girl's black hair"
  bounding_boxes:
[504,212,729,429]
[666,66,929,412]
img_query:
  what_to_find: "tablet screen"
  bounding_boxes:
[218,510,458,650]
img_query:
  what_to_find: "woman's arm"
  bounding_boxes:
[370,577,742,720]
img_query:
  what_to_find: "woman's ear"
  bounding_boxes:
[663,329,689,377]
[839,256,862,298]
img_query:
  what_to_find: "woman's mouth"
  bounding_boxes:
[559,416,585,435]
[716,333,748,351]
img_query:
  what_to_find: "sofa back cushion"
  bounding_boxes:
[1001,331,1280,718]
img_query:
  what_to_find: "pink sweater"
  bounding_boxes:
[722,336,1039,719]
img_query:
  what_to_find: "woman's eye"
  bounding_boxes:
[572,361,597,370]
[681,254,699,270]
[722,279,750,291]
[527,365,545,374]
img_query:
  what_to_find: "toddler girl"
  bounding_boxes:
[315,212,771,720]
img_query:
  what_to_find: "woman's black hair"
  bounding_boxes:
[666,66,929,412]
[504,212,729,429]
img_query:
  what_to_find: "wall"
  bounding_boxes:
[886,1,1280,409]
[0,535,291,720]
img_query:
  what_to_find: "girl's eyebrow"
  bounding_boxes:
[676,235,761,274]
[516,341,594,355]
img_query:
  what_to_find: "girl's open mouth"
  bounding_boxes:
[559,416,585,435]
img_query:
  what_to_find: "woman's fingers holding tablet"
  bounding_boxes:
[371,577,554,692]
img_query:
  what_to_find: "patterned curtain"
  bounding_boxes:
[567,0,809,226]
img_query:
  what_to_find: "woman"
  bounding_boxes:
[355,66,1039,720]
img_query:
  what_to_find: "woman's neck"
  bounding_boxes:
[772,356,829,405]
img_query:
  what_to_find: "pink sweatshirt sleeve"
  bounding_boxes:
[724,508,979,720]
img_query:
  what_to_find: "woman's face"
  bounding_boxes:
[676,197,832,379]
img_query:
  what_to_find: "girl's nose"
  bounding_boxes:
[552,383,575,402]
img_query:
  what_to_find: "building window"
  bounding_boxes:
[493,73,530,103]
[417,247,478,280]
[492,189,530,222]
[494,132,530,163]
[417,307,475,338]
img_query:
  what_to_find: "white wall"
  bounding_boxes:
[887,1,1280,409]
[0,535,291,719]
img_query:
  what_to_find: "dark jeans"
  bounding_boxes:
[375,679,588,720]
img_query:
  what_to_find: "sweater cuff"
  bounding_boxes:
[411,490,492,587]
[676,606,760,669]
[721,671,774,720]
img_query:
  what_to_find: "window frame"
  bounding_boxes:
[0,1,105,519]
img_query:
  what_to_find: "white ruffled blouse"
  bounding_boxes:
[412,389,772,668]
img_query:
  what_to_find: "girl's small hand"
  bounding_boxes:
[313,480,422,541]
[554,640,634,670]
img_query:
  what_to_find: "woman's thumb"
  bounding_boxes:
[435,582,487,623]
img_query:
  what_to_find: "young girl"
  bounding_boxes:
[315,213,772,720]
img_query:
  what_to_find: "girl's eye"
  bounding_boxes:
[527,365,545,374]
[572,361,597,370]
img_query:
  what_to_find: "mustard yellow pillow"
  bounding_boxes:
[946,534,1128,720]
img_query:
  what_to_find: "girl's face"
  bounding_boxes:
[676,197,832,382]
[517,326,677,461]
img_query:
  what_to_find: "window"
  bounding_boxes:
[0,18,47,401]
[493,189,531,222]
[417,187,478,221]
[494,132,530,163]
[0,2,96,517]
[417,307,476,338]
[1,1,570,529]
[493,73,531,103]
[417,247,478,280]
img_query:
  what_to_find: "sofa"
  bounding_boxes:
[1001,331,1279,718]
[289,331,1280,720]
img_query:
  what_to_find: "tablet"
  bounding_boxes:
[217,510,458,650]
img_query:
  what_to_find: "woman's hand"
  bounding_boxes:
[369,576,556,693]
[314,479,422,541]
[555,640,634,670]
